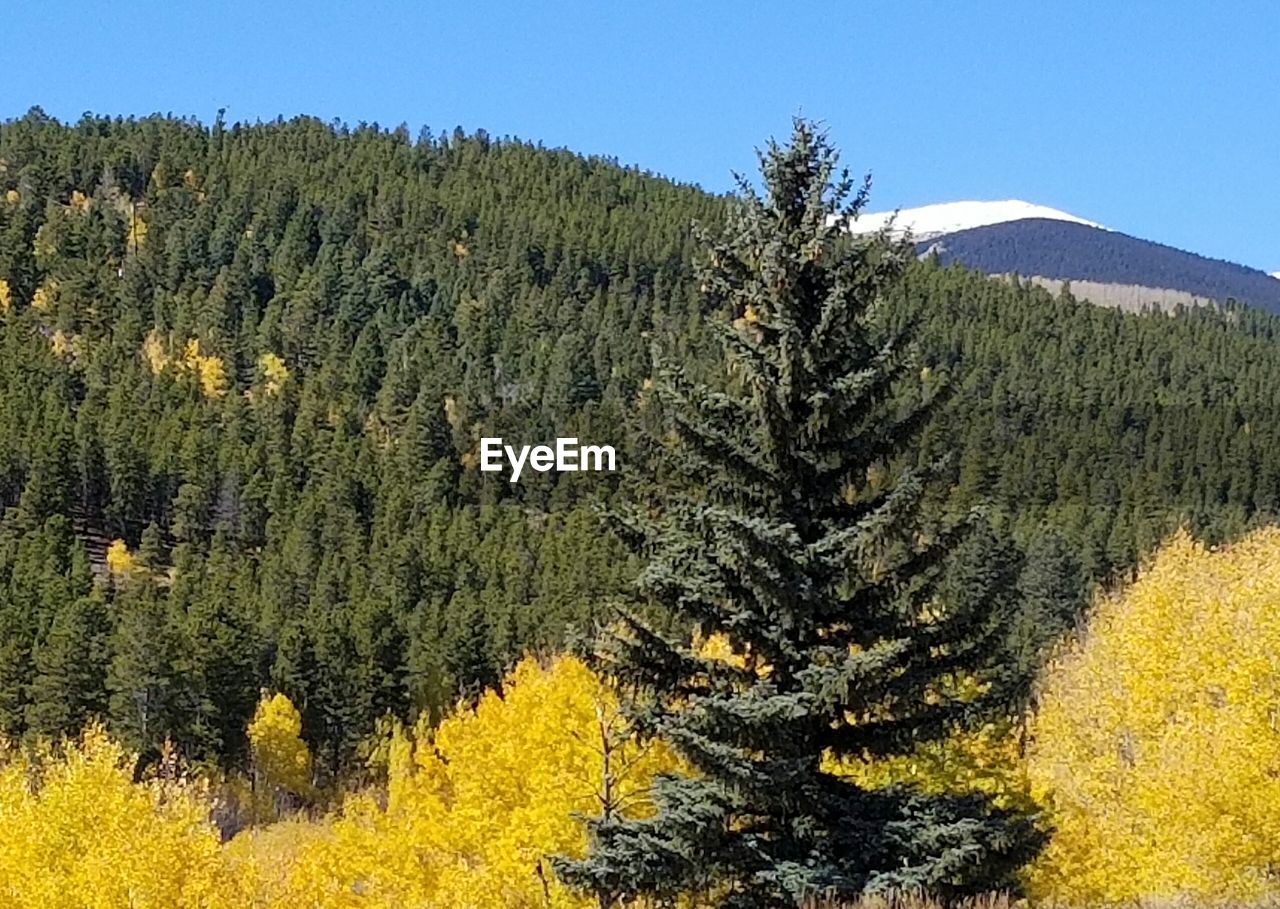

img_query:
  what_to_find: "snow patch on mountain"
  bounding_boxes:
[848,199,1105,240]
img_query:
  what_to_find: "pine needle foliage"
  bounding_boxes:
[558,121,1043,908]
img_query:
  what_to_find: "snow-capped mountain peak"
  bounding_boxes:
[848,199,1105,240]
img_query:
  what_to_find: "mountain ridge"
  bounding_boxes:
[918,218,1280,314]
[849,199,1279,311]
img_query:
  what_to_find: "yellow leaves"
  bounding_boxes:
[452,240,470,258]
[232,655,676,908]
[3,189,18,206]
[828,718,1036,815]
[695,630,773,679]
[443,394,463,431]
[823,527,1280,903]
[105,539,137,578]
[0,657,675,908]
[171,335,229,398]
[696,630,746,668]
[31,280,57,312]
[732,303,763,335]
[140,331,229,399]
[142,328,169,373]
[0,278,10,313]
[1025,526,1280,904]
[126,209,148,250]
[258,352,289,395]
[248,693,314,812]
[188,342,229,399]
[49,329,82,361]
[381,654,676,906]
[67,190,90,214]
[0,725,226,909]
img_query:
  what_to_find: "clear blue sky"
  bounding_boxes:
[5,1,1278,270]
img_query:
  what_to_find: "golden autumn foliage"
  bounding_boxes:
[31,280,56,312]
[829,717,1035,816]
[258,351,289,395]
[49,329,83,361]
[196,353,229,398]
[126,211,148,249]
[181,339,229,399]
[142,327,170,373]
[0,726,226,909]
[4,188,18,206]
[1026,527,1280,904]
[248,693,314,811]
[0,278,10,313]
[105,538,138,578]
[0,660,680,906]
[239,654,678,908]
[0,656,674,908]
[140,330,230,399]
[831,529,1280,902]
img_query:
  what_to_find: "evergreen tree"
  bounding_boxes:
[559,121,1042,907]
[1007,527,1088,681]
[106,581,190,756]
[25,593,110,738]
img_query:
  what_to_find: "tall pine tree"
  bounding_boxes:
[559,121,1042,907]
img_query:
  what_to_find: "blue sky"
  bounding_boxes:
[5,1,1278,270]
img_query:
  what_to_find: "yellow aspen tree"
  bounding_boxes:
[176,338,229,399]
[195,353,229,399]
[1027,527,1280,904]
[49,330,81,361]
[126,210,148,249]
[240,655,677,909]
[247,693,314,818]
[30,280,55,312]
[141,328,170,373]
[258,352,289,395]
[105,538,138,578]
[0,726,226,909]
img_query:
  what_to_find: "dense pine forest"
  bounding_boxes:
[3,108,1280,779]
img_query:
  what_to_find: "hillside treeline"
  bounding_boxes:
[2,109,1280,772]
[6,528,1280,907]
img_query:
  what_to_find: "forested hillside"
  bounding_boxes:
[921,217,1280,311]
[2,109,1280,773]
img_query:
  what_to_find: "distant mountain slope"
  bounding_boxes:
[920,218,1280,313]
